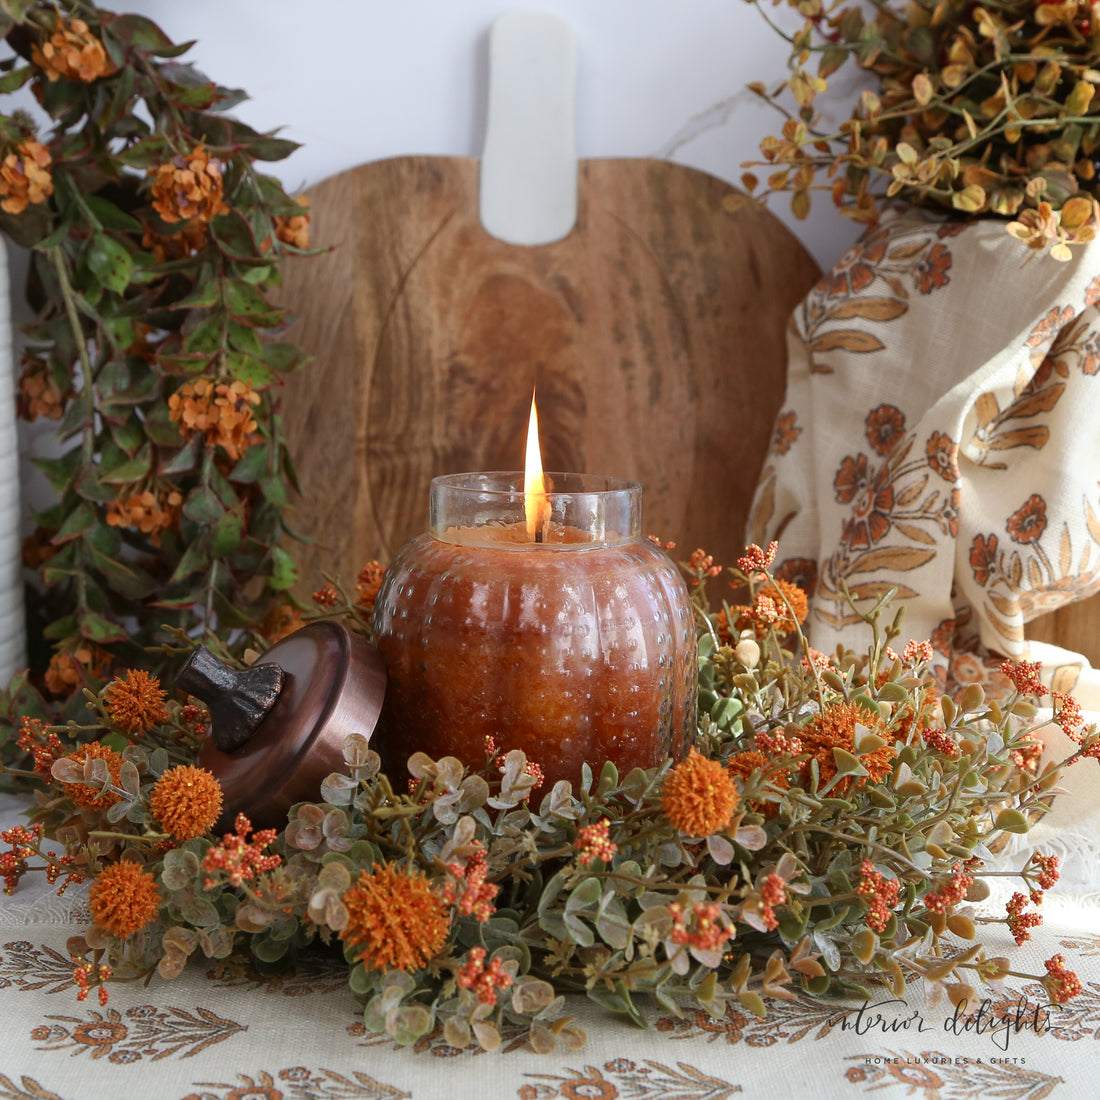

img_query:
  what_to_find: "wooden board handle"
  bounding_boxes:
[479,10,578,245]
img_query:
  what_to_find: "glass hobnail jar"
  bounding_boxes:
[371,472,696,789]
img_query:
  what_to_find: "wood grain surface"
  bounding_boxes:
[1026,600,1100,668]
[275,155,820,590]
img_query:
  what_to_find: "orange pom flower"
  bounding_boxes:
[43,645,108,697]
[259,603,305,643]
[274,194,310,249]
[16,356,66,421]
[0,139,53,215]
[662,748,739,837]
[168,377,260,461]
[105,669,169,735]
[734,579,809,638]
[149,766,223,840]
[62,742,125,810]
[339,862,450,973]
[727,750,790,818]
[88,860,161,939]
[141,220,208,263]
[106,489,183,548]
[798,702,896,795]
[355,561,386,614]
[31,17,113,83]
[149,146,228,225]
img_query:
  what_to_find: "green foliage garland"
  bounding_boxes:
[0,1,310,731]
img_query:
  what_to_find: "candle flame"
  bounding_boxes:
[524,392,550,540]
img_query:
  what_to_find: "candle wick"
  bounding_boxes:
[534,527,544,544]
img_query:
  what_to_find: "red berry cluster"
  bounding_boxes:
[857,860,901,933]
[456,947,513,1006]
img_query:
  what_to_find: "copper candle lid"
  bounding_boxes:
[181,622,386,831]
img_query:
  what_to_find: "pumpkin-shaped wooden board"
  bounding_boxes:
[273,155,820,589]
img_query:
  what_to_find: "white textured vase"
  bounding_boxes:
[0,236,26,686]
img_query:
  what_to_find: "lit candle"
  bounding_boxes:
[370,399,696,789]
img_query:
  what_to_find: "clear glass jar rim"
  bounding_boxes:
[431,471,641,500]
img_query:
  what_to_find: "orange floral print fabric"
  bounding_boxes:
[747,209,1100,705]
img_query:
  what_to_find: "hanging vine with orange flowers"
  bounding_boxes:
[0,1,312,736]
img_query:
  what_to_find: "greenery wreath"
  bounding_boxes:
[3,543,1096,1053]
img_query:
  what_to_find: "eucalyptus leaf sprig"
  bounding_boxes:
[740,0,1100,259]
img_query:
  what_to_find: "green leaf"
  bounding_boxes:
[182,313,226,355]
[566,876,602,911]
[268,546,298,591]
[115,136,171,169]
[596,760,619,797]
[85,196,142,233]
[96,555,159,600]
[86,235,133,295]
[99,442,152,484]
[161,438,201,476]
[595,895,631,950]
[32,449,83,494]
[225,279,285,323]
[174,277,222,310]
[227,320,263,356]
[174,82,217,109]
[74,467,119,504]
[260,342,308,375]
[223,351,274,387]
[993,809,1030,834]
[52,502,98,545]
[99,367,158,408]
[110,414,146,456]
[78,610,127,644]
[156,353,213,375]
[170,537,210,582]
[240,133,299,162]
[96,358,132,400]
[228,442,270,484]
[587,982,647,1027]
[207,465,240,509]
[103,12,176,51]
[260,475,288,508]
[210,210,259,258]
[0,65,30,93]
[212,510,244,556]
[183,486,224,525]
[42,614,78,641]
[145,402,186,448]
[84,524,121,557]
[562,911,594,948]
[149,595,198,611]
[98,64,137,130]
[212,588,257,629]
[349,963,372,996]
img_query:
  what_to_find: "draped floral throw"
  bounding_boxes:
[748,210,1100,708]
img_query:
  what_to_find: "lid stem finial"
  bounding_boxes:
[176,647,285,754]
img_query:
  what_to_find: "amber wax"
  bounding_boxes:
[371,472,696,789]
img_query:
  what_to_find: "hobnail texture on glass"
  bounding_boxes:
[371,472,697,788]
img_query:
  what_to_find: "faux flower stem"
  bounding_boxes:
[49,246,96,468]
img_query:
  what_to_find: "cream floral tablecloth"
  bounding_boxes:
[2,793,1099,1100]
